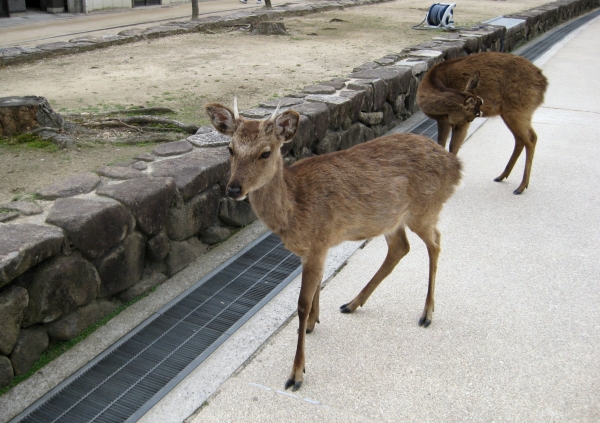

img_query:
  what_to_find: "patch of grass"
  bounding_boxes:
[0,288,157,397]
[0,134,59,152]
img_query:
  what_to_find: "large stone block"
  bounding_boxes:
[0,355,13,389]
[338,89,366,122]
[94,231,145,297]
[150,149,229,199]
[201,226,231,245]
[305,95,352,130]
[339,123,364,151]
[46,197,134,259]
[117,272,167,303]
[289,102,330,143]
[289,115,312,158]
[0,224,64,289]
[36,172,100,200]
[166,185,220,241]
[0,286,28,355]
[45,300,116,341]
[166,238,207,276]
[17,254,100,327]
[9,327,48,376]
[349,78,386,111]
[218,197,256,227]
[348,67,412,105]
[96,177,176,235]
[315,130,341,155]
[146,230,170,261]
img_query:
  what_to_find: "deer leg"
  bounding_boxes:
[411,224,441,328]
[285,252,326,391]
[448,123,470,155]
[306,283,320,334]
[496,114,536,194]
[436,117,452,149]
[340,227,410,313]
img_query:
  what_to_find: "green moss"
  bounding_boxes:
[0,134,58,151]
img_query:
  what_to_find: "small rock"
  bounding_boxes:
[46,300,116,341]
[187,131,230,148]
[96,166,146,180]
[218,197,256,227]
[201,226,231,244]
[359,111,384,125]
[9,327,48,376]
[0,286,29,356]
[152,140,193,157]
[0,201,42,216]
[0,355,14,389]
[302,85,336,95]
[37,172,100,200]
[131,161,148,171]
[0,212,19,223]
[117,272,167,303]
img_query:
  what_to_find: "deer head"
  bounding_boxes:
[205,99,300,201]
[448,70,484,126]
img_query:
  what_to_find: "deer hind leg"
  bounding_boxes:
[436,116,452,149]
[410,222,441,328]
[495,114,537,194]
[285,251,326,391]
[340,226,410,314]
[306,282,320,334]
[448,123,470,155]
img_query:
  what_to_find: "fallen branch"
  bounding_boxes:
[117,116,199,134]
[65,107,176,117]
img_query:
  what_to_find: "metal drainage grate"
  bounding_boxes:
[409,8,600,140]
[11,232,301,423]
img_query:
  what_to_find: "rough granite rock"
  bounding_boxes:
[338,89,366,122]
[36,172,100,200]
[166,185,220,241]
[0,355,13,389]
[146,230,170,261]
[315,130,341,155]
[96,166,146,180]
[218,197,256,227]
[348,67,412,105]
[305,95,353,130]
[346,81,374,112]
[94,231,145,297]
[348,78,387,111]
[289,102,329,144]
[117,272,167,303]
[259,97,304,108]
[0,212,19,223]
[150,149,229,199]
[166,238,207,276]
[302,84,336,95]
[134,152,155,162]
[131,161,148,171]
[187,131,230,148]
[9,327,49,376]
[0,201,43,216]
[201,226,231,244]
[0,224,64,289]
[46,300,116,341]
[152,140,193,157]
[289,115,312,158]
[359,111,384,126]
[46,197,135,259]
[17,254,101,327]
[96,177,176,235]
[0,286,28,355]
[339,123,364,151]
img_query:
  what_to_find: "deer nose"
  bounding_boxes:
[227,184,242,199]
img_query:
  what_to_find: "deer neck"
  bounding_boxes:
[248,161,295,235]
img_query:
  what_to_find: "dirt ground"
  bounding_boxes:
[0,0,549,205]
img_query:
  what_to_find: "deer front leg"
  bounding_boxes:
[285,252,326,391]
[448,123,470,155]
[436,117,451,149]
[306,284,320,334]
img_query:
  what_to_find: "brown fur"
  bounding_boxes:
[205,102,462,391]
[417,51,548,194]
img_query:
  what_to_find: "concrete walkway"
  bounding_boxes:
[0,0,302,48]
[182,16,600,423]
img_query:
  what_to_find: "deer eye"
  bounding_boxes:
[227,147,234,156]
[260,151,271,160]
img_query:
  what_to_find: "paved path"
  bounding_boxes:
[0,0,302,48]
[182,15,600,423]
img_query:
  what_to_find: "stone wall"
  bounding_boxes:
[1,0,599,390]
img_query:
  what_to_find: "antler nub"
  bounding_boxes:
[270,101,282,121]
[233,96,240,120]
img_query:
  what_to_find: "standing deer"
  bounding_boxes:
[417,51,548,194]
[205,99,462,391]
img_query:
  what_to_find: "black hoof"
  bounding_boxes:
[292,381,302,391]
[513,189,523,195]
[306,327,313,334]
[285,378,295,390]
[494,177,503,182]
[418,317,431,328]
[340,303,353,313]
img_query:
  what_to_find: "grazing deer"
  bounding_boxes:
[417,51,548,194]
[205,99,462,391]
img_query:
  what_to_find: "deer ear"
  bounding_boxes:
[465,70,480,93]
[205,103,236,136]
[463,95,477,109]
[274,111,300,144]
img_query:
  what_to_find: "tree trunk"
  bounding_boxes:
[191,0,199,20]
[264,0,272,7]
[0,96,64,137]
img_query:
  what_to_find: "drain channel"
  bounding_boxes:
[10,232,301,423]
[408,8,600,139]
